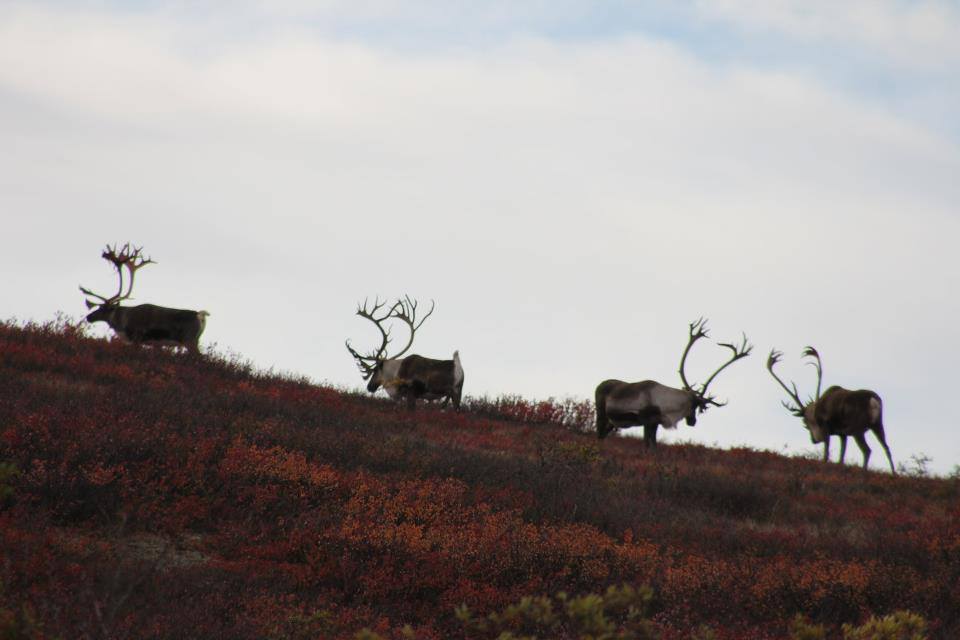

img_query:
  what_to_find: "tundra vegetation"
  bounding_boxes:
[1,318,957,639]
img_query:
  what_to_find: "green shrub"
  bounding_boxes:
[456,584,656,640]
[842,611,927,640]
[789,611,928,640]
[688,625,718,640]
[0,463,18,507]
[789,615,827,640]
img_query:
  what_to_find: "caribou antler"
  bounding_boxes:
[699,332,753,405]
[678,317,709,392]
[387,295,435,359]
[677,318,751,407]
[345,296,435,380]
[802,346,823,402]
[79,243,155,309]
[766,349,805,416]
[345,297,394,379]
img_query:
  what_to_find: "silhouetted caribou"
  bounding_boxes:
[767,347,894,472]
[346,296,463,410]
[596,318,752,446]
[80,243,209,354]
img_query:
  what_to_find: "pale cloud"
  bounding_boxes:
[1,3,958,472]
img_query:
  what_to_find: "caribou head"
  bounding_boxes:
[80,243,155,323]
[766,347,826,443]
[678,318,753,424]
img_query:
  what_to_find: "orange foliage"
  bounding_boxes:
[0,318,957,639]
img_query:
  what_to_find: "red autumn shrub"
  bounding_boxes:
[0,318,958,639]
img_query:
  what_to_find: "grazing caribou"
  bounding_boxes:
[595,319,752,446]
[767,347,894,473]
[346,296,464,410]
[80,243,209,354]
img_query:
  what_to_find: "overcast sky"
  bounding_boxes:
[3,1,958,473]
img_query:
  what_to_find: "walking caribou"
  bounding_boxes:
[595,319,752,446]
[346,296,464,410]
[80,243,209,354]
[767,347,894,472]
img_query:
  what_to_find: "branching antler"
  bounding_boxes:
[387,295,435,359]
[345,298,393,379]
[699,332,753,405]
[79,243,155,309]
[678,318,751,407]
[766,349,806,416]
[678,317,709,392]
[802,346,823,402]
[345,296,435,380]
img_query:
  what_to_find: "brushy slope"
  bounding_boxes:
[0,319,958,639]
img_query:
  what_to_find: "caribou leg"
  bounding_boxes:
[854,433,871,469]
[822,437,831,463]
[838,435,848,465]
[644,424,659,448]
[597,412,625,439]
[872,425,895,474]
[599,410,634,441]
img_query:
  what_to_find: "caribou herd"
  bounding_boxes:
[79,243,895,472]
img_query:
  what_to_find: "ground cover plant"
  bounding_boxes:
[1,318,958,639]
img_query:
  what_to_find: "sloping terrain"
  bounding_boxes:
[1,319,958,639]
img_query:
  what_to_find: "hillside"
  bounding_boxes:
[1,318,958,639]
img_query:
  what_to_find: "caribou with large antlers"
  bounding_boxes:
[346,296,464,410]
[767,347,894,472]
[80,243,209,354]
[595,319,752,446]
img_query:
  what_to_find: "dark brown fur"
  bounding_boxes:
[86,303,208,354]
[398,355,463,410]
[811,385,894,472]
[375,354,464,411]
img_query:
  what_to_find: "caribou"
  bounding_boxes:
[346,296,464,410]
[767,346,896,473]
[80,243,209,354]
[595,319,752,446]
[767,347,894,473]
